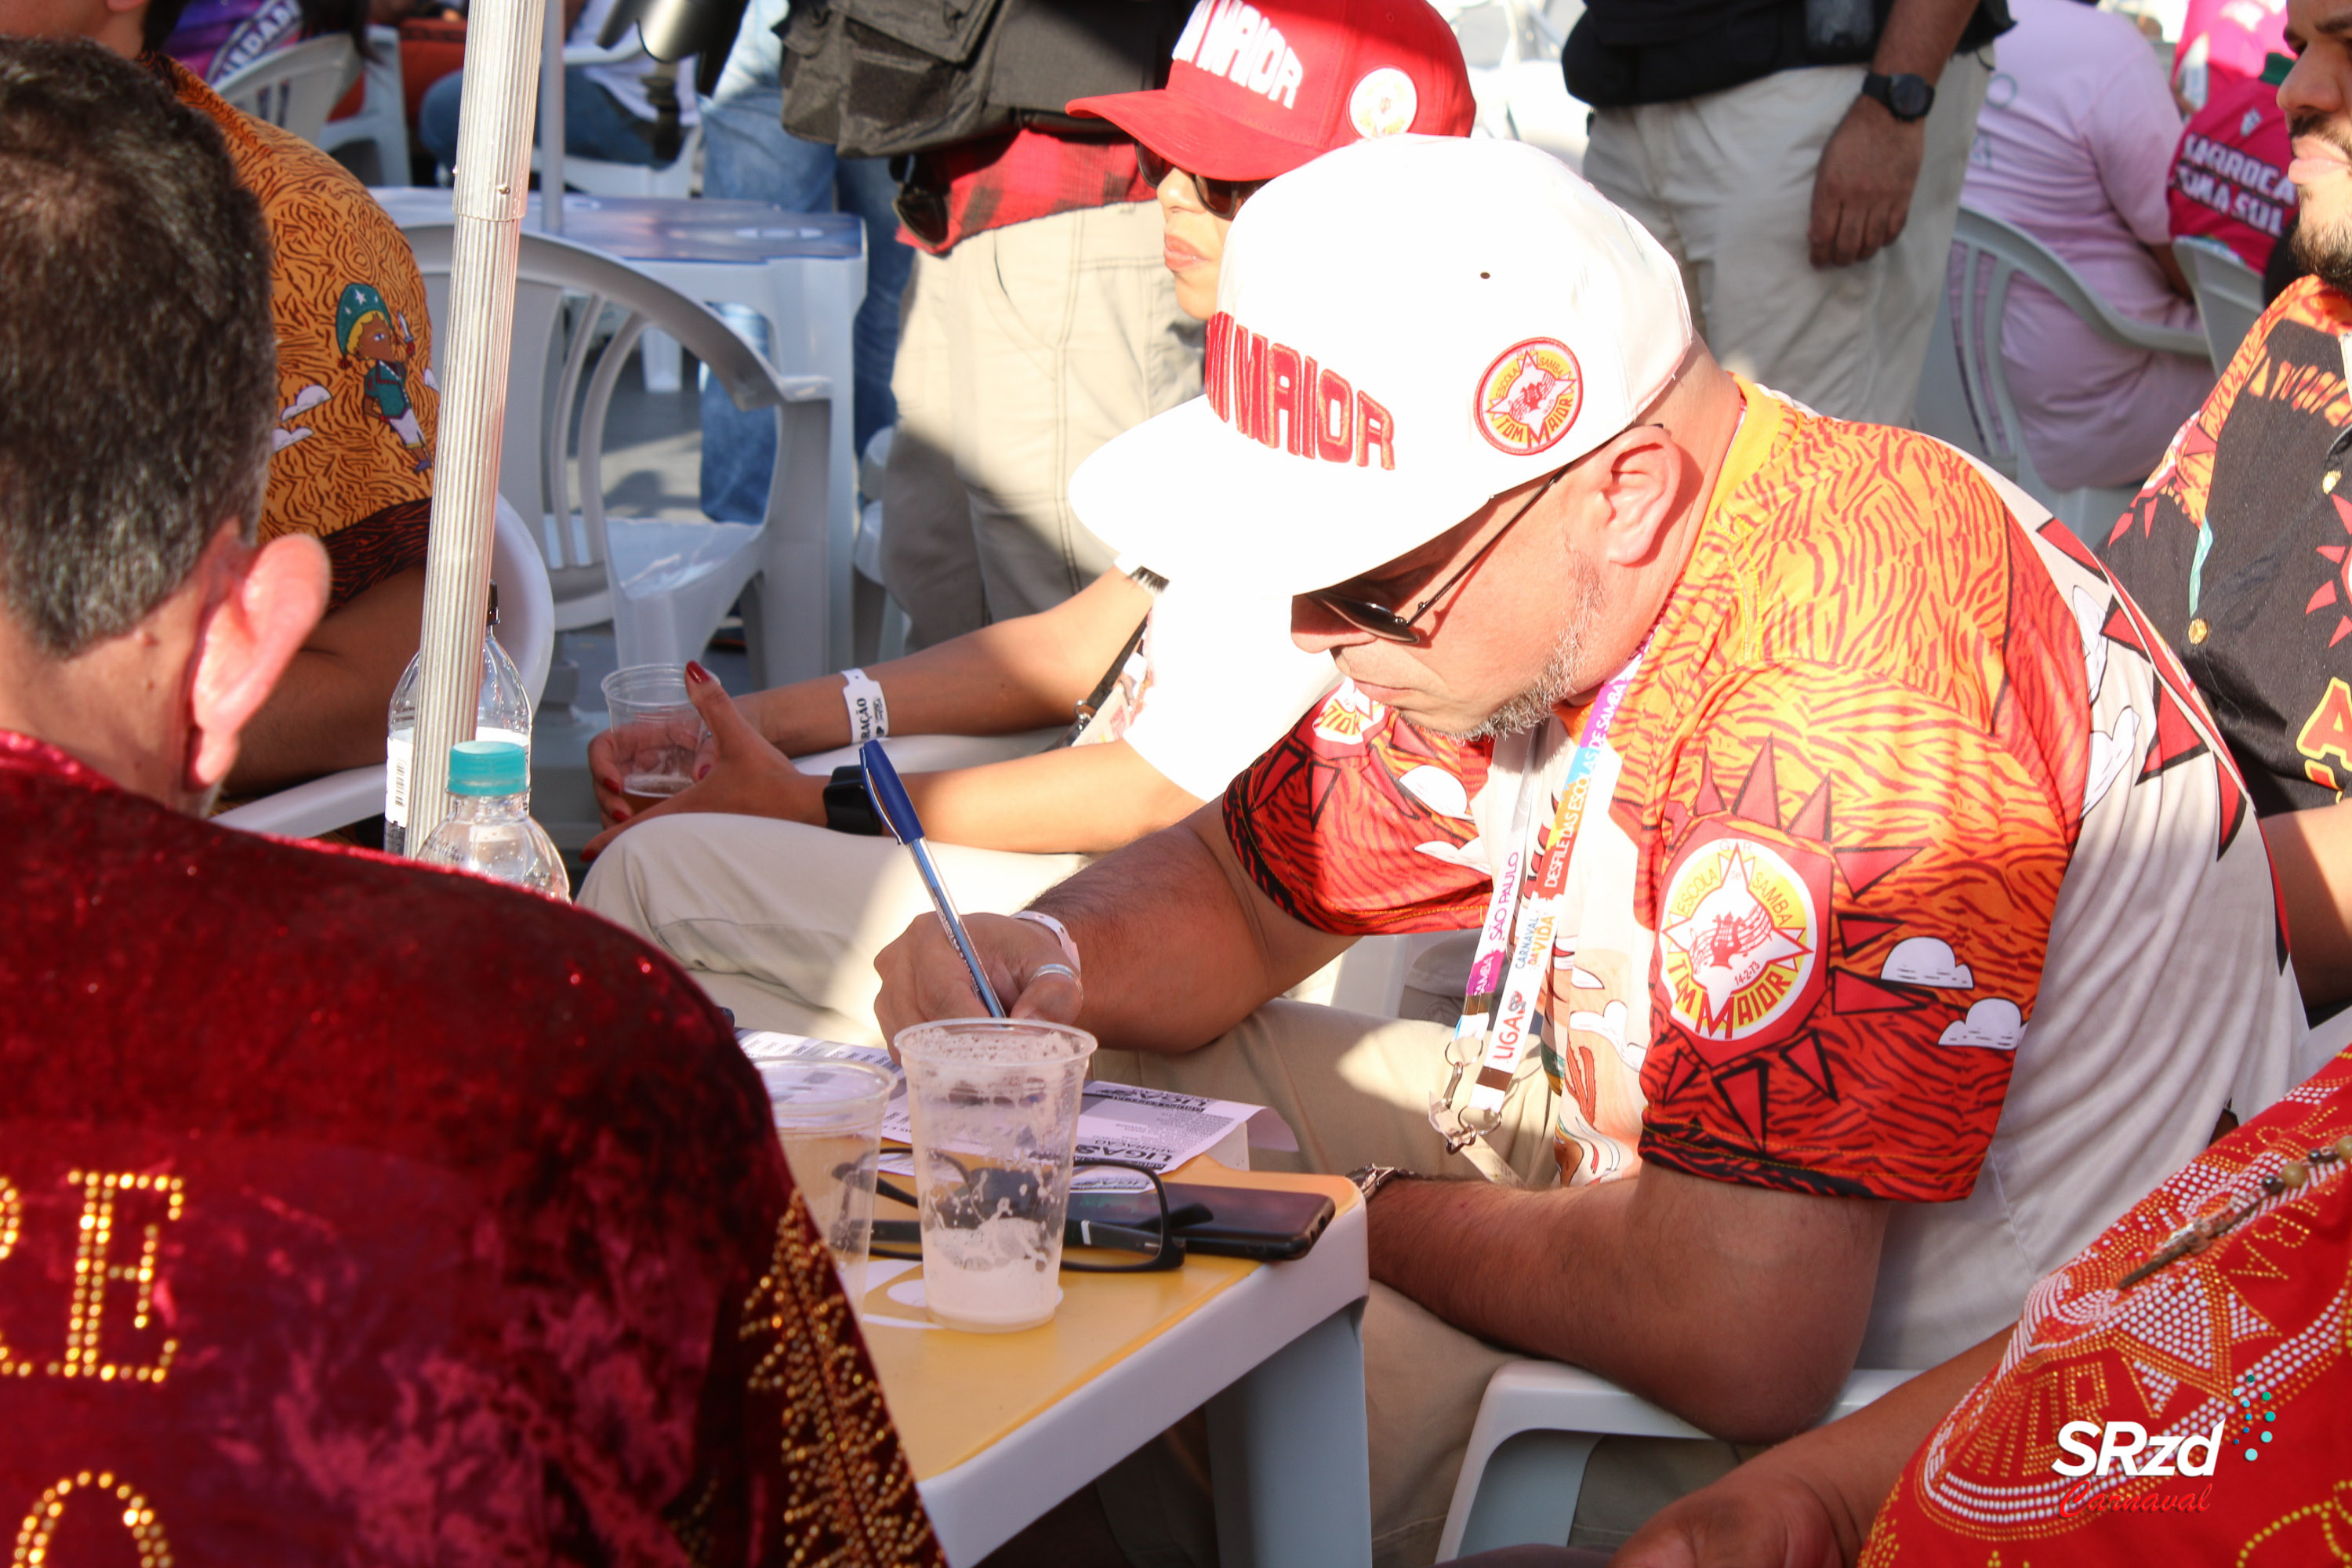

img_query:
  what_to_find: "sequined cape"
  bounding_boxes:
[0,732,941,1566]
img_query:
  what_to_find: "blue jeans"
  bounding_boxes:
[419,66,658,172]
[696,0,912,521]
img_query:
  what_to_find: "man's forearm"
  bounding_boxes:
[1031,807,1351,1051]
[1873,0,1983,82]
[903,742,1200,854]
[1368,1166,1887,1442]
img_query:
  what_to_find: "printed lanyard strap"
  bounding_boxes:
[1428,648,1645,1152]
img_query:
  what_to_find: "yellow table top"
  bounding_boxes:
[859,1159,1359,1482]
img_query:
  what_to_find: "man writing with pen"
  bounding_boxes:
[871,134,2316,1565]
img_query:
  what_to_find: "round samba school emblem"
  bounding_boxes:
[1475,337,1583,456]
[1657,837,1820,1044]
[1349,67,1418,139]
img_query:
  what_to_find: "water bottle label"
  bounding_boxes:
[385,731,412,829]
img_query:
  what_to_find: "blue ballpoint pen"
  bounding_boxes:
[860,739,1007,1018]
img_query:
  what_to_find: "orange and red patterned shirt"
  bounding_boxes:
[1864,1045,2352,1564]
[158,56,437,614]
[1227,383,2310,1368]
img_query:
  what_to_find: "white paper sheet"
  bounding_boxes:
[738,1030,1296,1174]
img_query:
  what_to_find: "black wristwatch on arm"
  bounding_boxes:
[1860,71,1935,122]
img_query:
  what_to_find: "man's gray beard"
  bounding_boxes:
[1433,563,1603,743]
[2297,209,2352,297]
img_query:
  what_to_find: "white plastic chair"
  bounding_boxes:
[212,32,361,146]
[1436,1361,1920,1561]
[319,25,408,185]
[1922,205,2211,535]
[2176,234,2267,372]
[403,222,833,686]
[213,496,554,840]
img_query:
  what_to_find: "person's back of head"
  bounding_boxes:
[0,33,327,808]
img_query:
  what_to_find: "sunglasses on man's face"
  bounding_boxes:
[1137,143,1265,220]
[1308,467,1571,644]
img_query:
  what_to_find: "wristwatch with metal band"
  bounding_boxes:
[1347,1163,1415,1207]
[1860,71,1934,122]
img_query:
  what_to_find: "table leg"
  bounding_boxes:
[1205,1299,1371,1568]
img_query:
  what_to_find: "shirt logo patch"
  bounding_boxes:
[1312,681,1385,746]
[1659,838,1819,1044]
[1476,338,1583,456]
[1348,67,1417,139]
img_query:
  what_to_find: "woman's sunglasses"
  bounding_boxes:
[1308,466,1570,644]
[1138,143,1266,220]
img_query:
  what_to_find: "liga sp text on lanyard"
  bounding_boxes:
[1430,645,1646,1155]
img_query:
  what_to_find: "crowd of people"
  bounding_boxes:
[6,0,2352,1564]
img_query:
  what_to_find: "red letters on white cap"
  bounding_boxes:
[1204,310,1397,470]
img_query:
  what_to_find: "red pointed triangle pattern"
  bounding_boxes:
[1780,1033,1837,1100]
[1832,968,1926,1014]
[1711,1061,1769,1144]
[1838,914,1901,953]
[1733,741,1780,829]
[1835,844,1922,896]
[2136,681,2212,782]
[2036,517,2107,579]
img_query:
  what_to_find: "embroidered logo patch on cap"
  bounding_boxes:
[1475,338,1582,456]
[1348,67,1417,139]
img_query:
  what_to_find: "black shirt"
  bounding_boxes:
[1566,0,2012,109]
[2096,275,2352,817]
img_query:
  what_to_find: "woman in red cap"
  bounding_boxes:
[1070,0,1476,318]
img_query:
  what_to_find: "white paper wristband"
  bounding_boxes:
[841,667,888,744]
[1012,910,1081,976]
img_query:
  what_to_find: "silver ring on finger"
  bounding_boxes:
[1034,963,1079,984]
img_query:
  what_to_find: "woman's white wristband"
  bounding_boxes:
[841,668,888,743]
[1012,910,1081,976]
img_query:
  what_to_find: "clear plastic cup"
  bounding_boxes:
[601,665,707,809]
[895,1018,1098,1334]
[757,1058,894,1303]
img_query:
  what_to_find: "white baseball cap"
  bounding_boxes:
[1070,134,1693,595]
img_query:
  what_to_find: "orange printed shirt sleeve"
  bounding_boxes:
[160,57,436,613]
[1634,659,2075,1202]
[1225,684,1493,935]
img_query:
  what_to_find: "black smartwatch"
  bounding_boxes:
[1860,71,1934,123]
[822,764,885,836]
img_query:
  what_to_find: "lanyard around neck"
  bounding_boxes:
[1429,644,1647,1149]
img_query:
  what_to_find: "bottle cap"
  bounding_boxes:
[448,739,528,796]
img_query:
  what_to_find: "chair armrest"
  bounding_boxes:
[214,764,386,840]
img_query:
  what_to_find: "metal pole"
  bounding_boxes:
[539,0,564,234]
[405,0,550,852]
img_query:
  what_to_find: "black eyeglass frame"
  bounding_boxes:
[872,1158,1187,1273]
[1308,464,1573,645]
[1135,142,1266,220]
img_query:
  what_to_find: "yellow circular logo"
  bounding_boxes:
[1657,838,1819,1044]
[1348,67,1418,139]
[1475,338,1583,456]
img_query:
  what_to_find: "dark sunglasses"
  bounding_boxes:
[1137,143,1265,220]
[1308,466,1570,644]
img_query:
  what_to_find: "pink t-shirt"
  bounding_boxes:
[2172,0,2288,111]
[1958,0,2212,492]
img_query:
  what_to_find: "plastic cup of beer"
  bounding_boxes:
[895,1018,1098,1334]
[601,664,707,810]
[757,1058,894,1303]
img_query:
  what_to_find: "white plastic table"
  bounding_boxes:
[866,1162,1372,1568]
[370,189,866,678]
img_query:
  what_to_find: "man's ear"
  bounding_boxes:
[1586,426,1688,568]
[186,530,330,793]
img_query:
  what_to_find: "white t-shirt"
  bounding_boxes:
[1073,561,1337,800]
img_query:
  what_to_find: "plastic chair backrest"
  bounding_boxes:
[2176,234,2266,372]
[212,32,361,145]
[1941,205,2209,488]
[403,222,797,572]
[318,25,408,185]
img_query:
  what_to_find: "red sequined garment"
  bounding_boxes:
[0,732,938,1566]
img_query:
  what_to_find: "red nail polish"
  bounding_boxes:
[685,660,710,684]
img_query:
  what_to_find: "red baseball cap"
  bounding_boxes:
[1066,0,1475,183]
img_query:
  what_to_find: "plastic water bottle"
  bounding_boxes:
[384,591,530,857]
[415,740,571,900]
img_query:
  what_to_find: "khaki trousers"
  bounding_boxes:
[1582,53,1992,426]
[575,808,1087,1048]
[882,200,1203,648]
[1091,1004,1744,1567]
